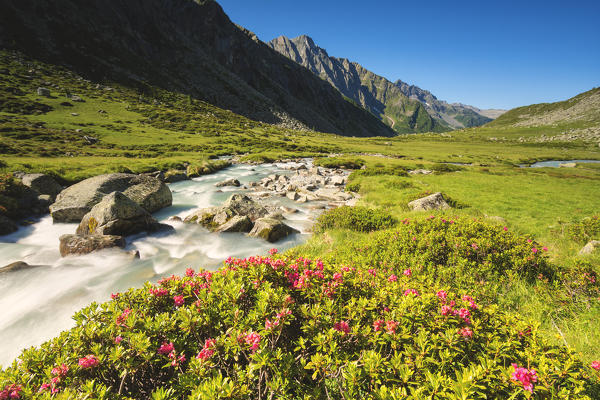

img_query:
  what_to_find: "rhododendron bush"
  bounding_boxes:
[1,249,598,398]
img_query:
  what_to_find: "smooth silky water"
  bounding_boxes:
[0,162,325,366]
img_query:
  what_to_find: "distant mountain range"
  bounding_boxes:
[0,0,395,137]
[269,35,505,133]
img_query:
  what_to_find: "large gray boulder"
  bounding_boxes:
[184,194,268,232]
[215,215,253,233]
[248,218,299,242]
[408,192,450,211]
[50,173,172,222]
[76,192,167,236]
[59,234,126,257]
[20,173,63,200]
[223,194,269,221]
[579,240,600,255]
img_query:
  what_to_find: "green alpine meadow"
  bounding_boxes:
[0,0,599,398]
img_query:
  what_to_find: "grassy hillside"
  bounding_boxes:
[488,88,600,129]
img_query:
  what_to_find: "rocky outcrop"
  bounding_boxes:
[59,234,126,257]
[249,218,299,243]
[579,240,600,255]
[19,173,62,200]
[408,192,450,211]
[50,173,171,222]
[76,191,169,236]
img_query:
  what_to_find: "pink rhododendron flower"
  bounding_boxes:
[437,290,448,301]
[197,338,216,361]
[115,336,123,344]
[110,292,120,299]
[591,361,600,371]
[471,243,478,249]
[38,383,52,393]
[1,384,23,399]
[368,269,377,277]
[116,308,131,326]
[456,308,471,324]
[333,272,343,282]
[149,287,169,297]
[403,288,419,296]
[441,305,453,316]
[458,327,473,339]
[531,247,538,254]
[78,355,99,369]
[185,268,195,277]
[403,269,412,277]
[503,226,508,231]
[385,320,398,334]
[511,364,537,393]
[157,342,175,355]
[388,274,398,282]
[51,363,68,377]
[244,332,261,351]
[333,321,350,334]
[373,319,385,331]
[542,246,548,252]
[173,295,184,307]
[268,248,278,255]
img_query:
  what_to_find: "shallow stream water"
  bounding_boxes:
[0,162,324,366]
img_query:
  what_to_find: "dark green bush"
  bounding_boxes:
[345,182,361,193]
[315,206,396,233]
[431,163,465,173]
[351,165,408,177]
[314,157,365,169]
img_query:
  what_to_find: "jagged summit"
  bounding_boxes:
[269,35,499,131]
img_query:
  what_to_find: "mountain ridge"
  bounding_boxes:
[268,35,502,132]
[0,0,395,137]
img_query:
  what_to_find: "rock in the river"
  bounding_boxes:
[20,173,63,200]
[0,215,18,236]
[223,194,269,221]
[215,178,241,187]
[559,163,576,168]
[164,170,188,183]
[50,173,172,222]
[408,169,433,175]
[408,192,450,211]
[0,261,45,274]
[215,215,253,233]
[579,240,600,255]
[76,191,168,236]
[249,218,299,242]
[286,191,299,201]
[59,234,126,257]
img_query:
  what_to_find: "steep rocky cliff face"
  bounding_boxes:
[269,35,498,132]
[0,0,395,137]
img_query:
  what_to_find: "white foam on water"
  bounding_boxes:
[0,161,324,367]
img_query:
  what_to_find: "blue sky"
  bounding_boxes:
[217,0,599,110]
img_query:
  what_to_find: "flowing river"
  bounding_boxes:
[0,161,326,366]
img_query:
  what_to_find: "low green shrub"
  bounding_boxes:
[351,165,408,177]
[320,216,555,296]
[315,206,396,233]
[314,157,365,169]
[565,216,600,244]
[431,163,466,173]
[187,160,231,178]
[345,182,360,193]
[1,254,597,398]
